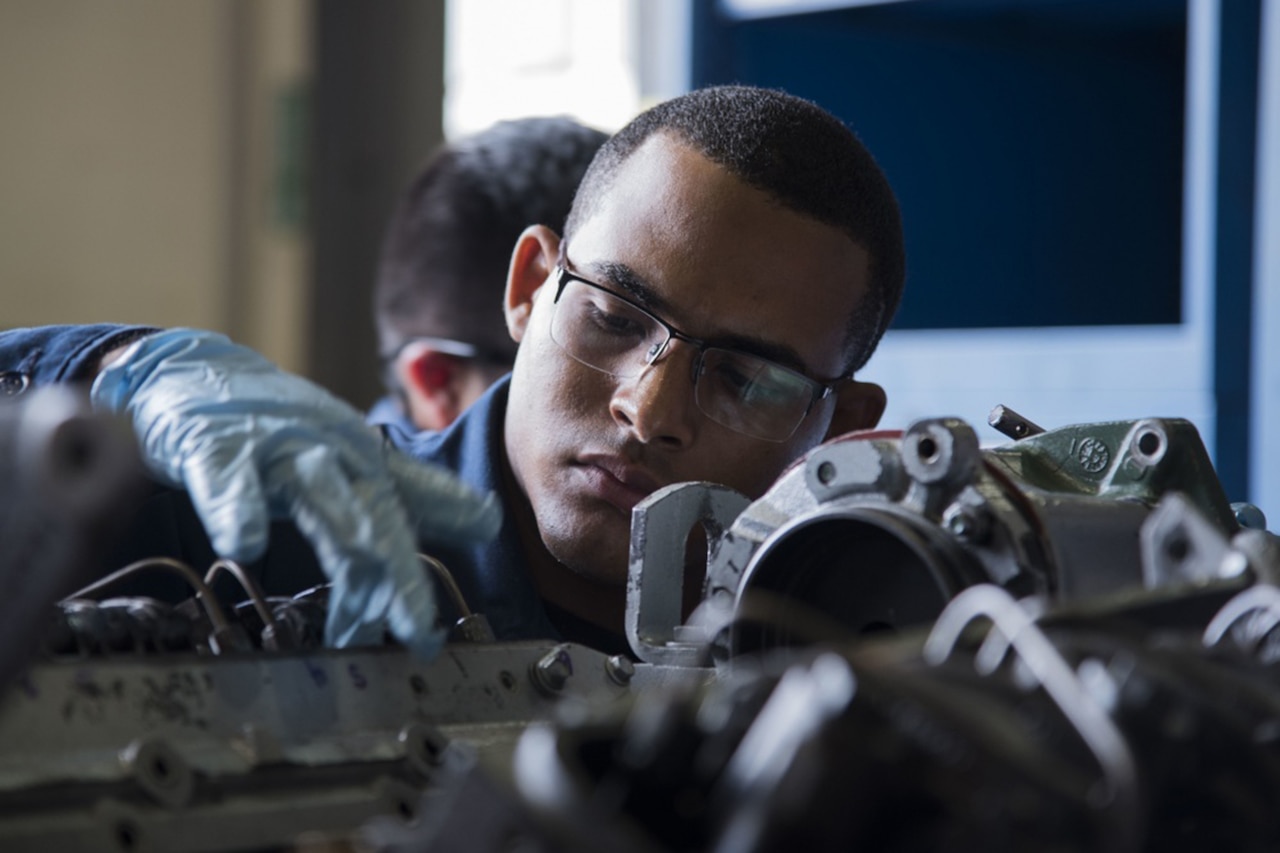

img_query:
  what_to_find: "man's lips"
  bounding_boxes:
[575,454,663,513]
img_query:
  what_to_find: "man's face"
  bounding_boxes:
[504,133,874,586]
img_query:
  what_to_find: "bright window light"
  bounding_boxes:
[444,0,645,137]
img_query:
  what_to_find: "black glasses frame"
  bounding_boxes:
[551,261,846,433]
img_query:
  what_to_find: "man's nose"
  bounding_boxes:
[609,339,698,448]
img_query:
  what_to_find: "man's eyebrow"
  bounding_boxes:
[586,260,814,375]
[591,261,669,311]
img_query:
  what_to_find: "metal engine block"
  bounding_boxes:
[626,407,1272,665]
[3,391,1280,852]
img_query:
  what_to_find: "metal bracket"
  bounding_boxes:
[626,482,750,666]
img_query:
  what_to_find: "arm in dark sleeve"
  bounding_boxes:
[0,324,157,396]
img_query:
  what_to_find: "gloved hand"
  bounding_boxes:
[91,328,501,658]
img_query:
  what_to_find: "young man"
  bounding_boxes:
[372,117,608,434]
[0,85,903,657]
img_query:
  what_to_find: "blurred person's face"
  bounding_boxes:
[503,133,885,586]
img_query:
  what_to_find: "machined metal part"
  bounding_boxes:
[1203,584,1280,651]
[626,412,1246,665]
[989,403,1047,440]
[1141,492,1253,587]
[626,482,751,666]
[704,417,1053,658]
[0,640,628,851]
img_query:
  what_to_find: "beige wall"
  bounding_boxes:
[0,0,310,373]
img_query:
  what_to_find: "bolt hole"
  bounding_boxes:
[499,670,517,691]
[115,820,140,850]
[397,798,416,821]
[409,674,427,695]
[421,734,444,760]
[816,461,836,485]
[1166,531,1191,563]
[60,432,96,474]
[151,756,169,780]
[1137,430,1162,457]
[917,436,939,462]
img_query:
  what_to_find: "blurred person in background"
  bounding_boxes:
[371,116,608,434]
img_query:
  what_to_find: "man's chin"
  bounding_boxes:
[544,533,630,588]
[533,487,635,582]
[553,538,629,584]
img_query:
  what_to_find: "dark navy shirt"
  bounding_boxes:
[0,324,156,390]
[386,376,560,640]
[366,393,417,437]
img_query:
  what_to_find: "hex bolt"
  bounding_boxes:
[944,504,991,545]
[1232,502,1268,531]
[604,654,635,686]
[530,645,574,694]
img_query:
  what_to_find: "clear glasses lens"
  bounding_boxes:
[551,276,816,441]
[551,279,663,377]
[695,350,815,440]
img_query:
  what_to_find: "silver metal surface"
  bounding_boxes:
[0,641,627,851]
[622,413,1252,665]
[626,482,750,665]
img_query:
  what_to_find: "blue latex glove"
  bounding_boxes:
[90,328,501,657]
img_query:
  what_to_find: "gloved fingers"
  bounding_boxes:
[88,326,446,654]
[386,563,448,659]
[271,445,440,655]
[383,446,503,547]
[181,443,271,562]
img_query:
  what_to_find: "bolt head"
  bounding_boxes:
[531,646,574,693]
[943,504,991,544]
[605,654,635,685]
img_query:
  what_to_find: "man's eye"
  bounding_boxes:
[709,361,766,399]
[715,362,752,392]
[585,302,646,338]
[709,360,795,407]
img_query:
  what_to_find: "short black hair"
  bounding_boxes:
[375,116,609,365]
[564,85,904,373]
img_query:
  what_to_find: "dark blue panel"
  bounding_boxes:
[693,0,1185,331]
[1213,0,1261,500]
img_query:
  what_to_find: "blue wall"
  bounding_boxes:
[694,0,1186,331]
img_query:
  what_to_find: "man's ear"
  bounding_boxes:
[396,343,463,432]
[505,225,561,343]
[824,379,887,441]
